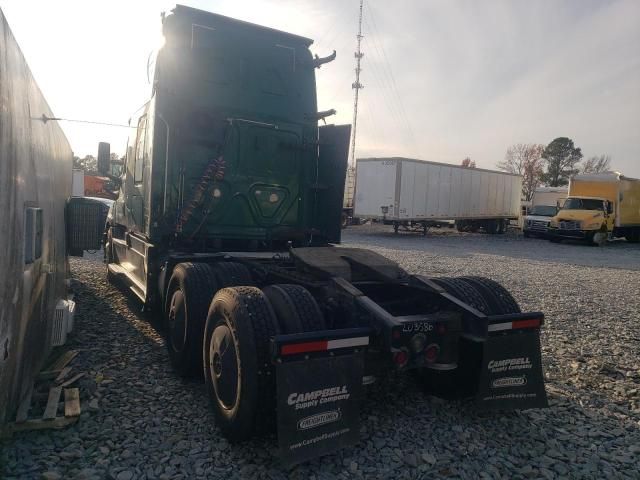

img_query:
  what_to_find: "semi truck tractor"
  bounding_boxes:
[547,172,640,245]
[354,158,522,235]
[96,5,547,464]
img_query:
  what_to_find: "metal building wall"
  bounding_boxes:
[0,8,72,423]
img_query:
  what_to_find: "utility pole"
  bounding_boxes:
[345,0,364,212]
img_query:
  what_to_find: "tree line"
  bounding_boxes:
[73,153,123,174]
[495,137,612,200]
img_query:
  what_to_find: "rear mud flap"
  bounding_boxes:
[276,352,364,466]
[476,330,548,410]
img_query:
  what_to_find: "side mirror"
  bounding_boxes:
[97,142,111,175]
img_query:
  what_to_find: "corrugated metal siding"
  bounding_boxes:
[0,8,72,424]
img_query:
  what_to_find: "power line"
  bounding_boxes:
[365,3,418,152]
[36,114,133,128]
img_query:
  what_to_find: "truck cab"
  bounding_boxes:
[522,204,559,237]
[547,196,613,244]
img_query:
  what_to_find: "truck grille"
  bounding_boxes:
[529,220,548,231]
[559,221,580,230]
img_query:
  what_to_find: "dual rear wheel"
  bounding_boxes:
[204,283,326,441]
[164,261,326,440]
[418,276,521,398]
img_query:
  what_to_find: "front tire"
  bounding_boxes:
[203,287,279,441]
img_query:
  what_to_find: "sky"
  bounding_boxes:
[1,0,639,176]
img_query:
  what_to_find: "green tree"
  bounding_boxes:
[541,137,582,186]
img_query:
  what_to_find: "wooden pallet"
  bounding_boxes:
[1,350,83,438]
[3,386,81,436]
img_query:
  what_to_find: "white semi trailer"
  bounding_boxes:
[354,158,522,234]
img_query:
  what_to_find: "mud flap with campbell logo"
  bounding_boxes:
[275,352,365,466]
[476,329,548,410]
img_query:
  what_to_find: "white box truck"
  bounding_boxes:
[354,158,522,234]
[522,187,568,238]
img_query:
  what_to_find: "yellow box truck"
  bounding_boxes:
[547,172,640,245]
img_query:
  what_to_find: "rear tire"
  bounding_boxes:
[431,277,491,314]
[263,284,326,333]
[626,230,640,243]
[165,262,220,377]
[419,276,508,398]
[212,262,253,288]
[485,220,499,234]
[458,276,521,314]
[203,287,279,441]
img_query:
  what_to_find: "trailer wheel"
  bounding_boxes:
[203,287,279,441]
[485,220,499,234]
[458,277,521,314]
[263,284,326,333]
[165,262,220,376]
[431,277,491,314]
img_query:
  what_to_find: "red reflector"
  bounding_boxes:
[512,319,541,329]
[392,329,402,340]
[281,340,328,355]
[425,344,439,362]
[436,323,446,335]
[393,351,408,366]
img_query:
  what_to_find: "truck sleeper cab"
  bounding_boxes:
[103,5,548,464]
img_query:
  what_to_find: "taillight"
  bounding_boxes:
[393,350,409,367]
[436,323,446,335]
[425,344,440,363]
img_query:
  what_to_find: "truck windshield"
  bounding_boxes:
[562,198,604,211]
[529,205,557,216]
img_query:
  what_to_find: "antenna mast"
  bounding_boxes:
[345,0,364,211]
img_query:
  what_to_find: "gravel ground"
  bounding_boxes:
[2,226,639,479]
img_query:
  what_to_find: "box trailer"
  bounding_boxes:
[548,172,640,244]
[0,8,73,425]
[354,158,522,234]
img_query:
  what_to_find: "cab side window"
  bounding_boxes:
[134,116,147,183]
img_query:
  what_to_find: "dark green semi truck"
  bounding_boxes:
[96,5,547,464]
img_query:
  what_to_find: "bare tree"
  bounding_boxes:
[497,143,545,200]
[461,157,476,168]
[581,155,611,174]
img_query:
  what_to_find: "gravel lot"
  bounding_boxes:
[2,225,639,479]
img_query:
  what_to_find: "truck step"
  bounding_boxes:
[107,263,127,276]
